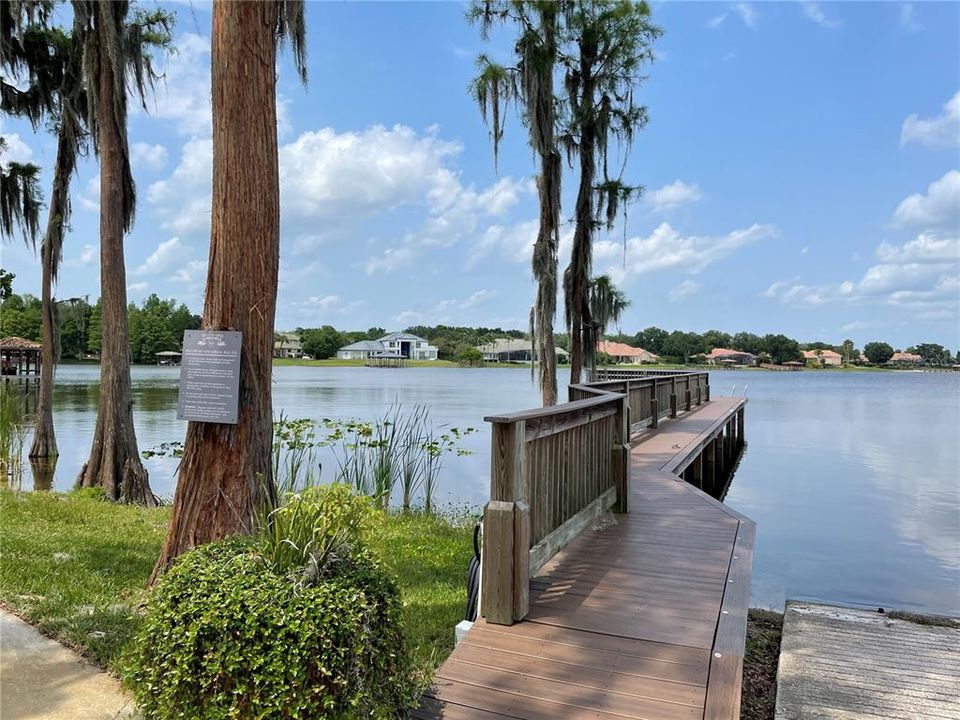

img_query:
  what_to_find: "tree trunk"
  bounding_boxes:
[151,0,280,582]
[30,122,73,459]
[533,158,559,407]
[76,13,154,507]
[565,47,597,388]
[530,5,560,408]
[30,226,58,458]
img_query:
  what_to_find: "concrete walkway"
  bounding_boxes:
[0,610,137,719]
[775,601,960,719]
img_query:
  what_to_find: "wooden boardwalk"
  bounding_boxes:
[419,397,754,720]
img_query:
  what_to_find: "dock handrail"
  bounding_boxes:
[481,368,711,625]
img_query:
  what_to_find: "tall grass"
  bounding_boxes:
[324,404,475,512]
[269,406,475,512]
[254,482,374,589]
[0,384,28,485]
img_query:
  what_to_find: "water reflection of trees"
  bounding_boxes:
[54,380,178,413]
[30,456,56,491]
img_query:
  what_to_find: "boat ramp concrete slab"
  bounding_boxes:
[775,601,960,719]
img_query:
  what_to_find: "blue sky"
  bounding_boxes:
[2,1,958,350]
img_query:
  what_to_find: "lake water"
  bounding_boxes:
[6,365,960,616]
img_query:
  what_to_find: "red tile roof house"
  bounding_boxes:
[802,349,843,367]
[705,348,758,366]
[596,341,660,364]
[888,351,923,365]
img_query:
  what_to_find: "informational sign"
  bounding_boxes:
[176,330,242,424]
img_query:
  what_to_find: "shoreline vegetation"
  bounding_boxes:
[50,356,951,372]
[2,488,786,717]
[0,490,475,681]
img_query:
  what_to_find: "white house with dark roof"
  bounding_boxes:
[336,332,438,361]
[475,338,569,363]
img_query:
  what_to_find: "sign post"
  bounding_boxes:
[176,330,242,425]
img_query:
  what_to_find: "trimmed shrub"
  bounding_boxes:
[126,536,416,719]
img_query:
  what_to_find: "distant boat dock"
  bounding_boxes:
[419,369,752,719]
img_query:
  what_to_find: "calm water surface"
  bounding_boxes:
[9,365,960,616]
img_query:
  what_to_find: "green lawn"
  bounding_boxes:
[0,490,474,677]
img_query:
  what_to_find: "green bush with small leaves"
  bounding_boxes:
[126,534,417,719]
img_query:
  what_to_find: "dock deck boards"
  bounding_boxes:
[419,398,754,720]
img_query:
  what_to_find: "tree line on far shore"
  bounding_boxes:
[295,321,958,367]
[5,283,955,368]
[0,288,199,364]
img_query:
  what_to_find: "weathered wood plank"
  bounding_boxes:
[528,487,615,576]
[482,500,515,626]
[703,519,755,720]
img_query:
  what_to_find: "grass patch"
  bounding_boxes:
[0,489,474,680]
[0,490,169,669]
[886,609,960,628]
[741,609,783,720]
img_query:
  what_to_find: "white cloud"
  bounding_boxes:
[280,125,462,220]
[147,137,212,234]
[899,3,921,33]
[1,133,33,163]
[303,294,341,310]
[136,237,184,276]
[79,176,100,212]
[390,289,499,327]
[876,232,959,264]
[800,246,809,255]
[593,222,777,283]
[669,280,701,303]
[646,180,702,212]
[149,33,212,136]
[764,233,959,315]
[801,2,841,29]
[365,247,413,275]
[407,176,530,248]
[149,124,530,268]
[461,289,496,308]
[65,244,97,268]
[128,282,149,294]
[891,170,960,229]
[392,309,425,326]
[841,320,870,332]
[171,259,206,284]
[901,93,960,149]
[131,142,169,170]
[468,219,539,267]
[708,2,757,30]
[733,3,758,29]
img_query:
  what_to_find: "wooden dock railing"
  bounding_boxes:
[481,369,710,625]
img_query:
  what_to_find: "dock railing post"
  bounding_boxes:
[685,386,692,412]
[705,374,711,402]
[651,397,659,429]
[483,419,528,625]
[670,377,678,418]
[705,438,717,494]
[611,394,630,513]
[737,407,745,449]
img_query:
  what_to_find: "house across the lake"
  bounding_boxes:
[889,351,923,365]
[273,332,303,359]
[803,349,842,367]
[476,338,569,363]
[705,348,758,366]
[596,340,659,364]
[337,332,439,361]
